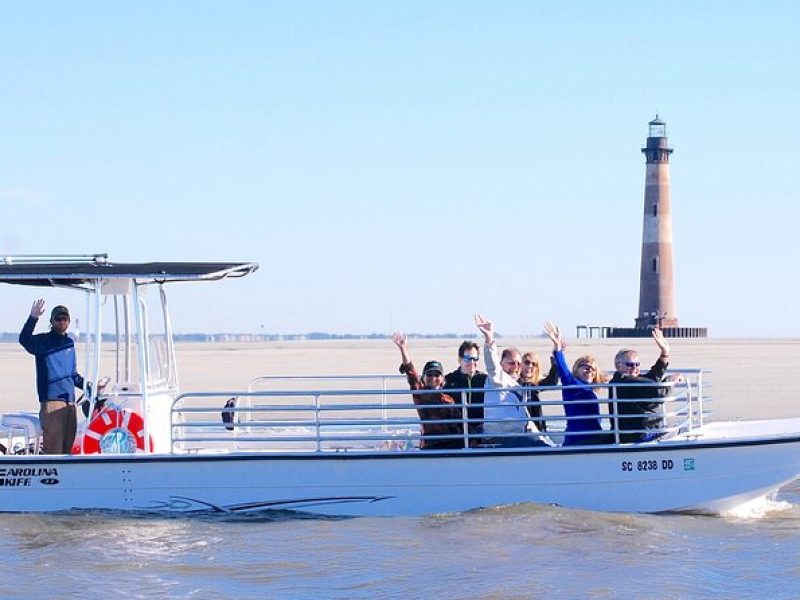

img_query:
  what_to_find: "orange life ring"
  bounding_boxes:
[73,408,152,454]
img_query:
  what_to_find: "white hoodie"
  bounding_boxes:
[482,341,529,435]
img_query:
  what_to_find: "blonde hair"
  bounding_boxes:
[571,355,609,384]
[520,352,542,384]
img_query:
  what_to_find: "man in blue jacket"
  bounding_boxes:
[19,299,84,454]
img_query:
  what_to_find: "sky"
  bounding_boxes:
[1,1,798,337]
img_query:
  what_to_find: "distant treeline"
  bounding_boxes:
[0,331,522,343]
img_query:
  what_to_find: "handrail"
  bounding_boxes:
[168,369,709,455]
[246,374,406,394]
[1,253,108,265]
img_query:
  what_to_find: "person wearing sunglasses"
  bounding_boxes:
[543,321,614,446]
[443,340,487,440]
[518,352,558,433]
[19,299,85,454]
[391,332,466,450]
[608,328,671,443]
[474,314,548,447]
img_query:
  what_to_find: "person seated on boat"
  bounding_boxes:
[18,299,85,455]
[391,332,466,450]
[608,327,672,443]
[474,314,548,448]
[543,322,614,446]
[518,351,558,433]
[443,340,487,439]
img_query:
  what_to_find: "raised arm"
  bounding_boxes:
[543,321,564,352]
[475,314,500,379]
[30,299,45,319]
[539,355,559,386]
[391,331,412,365]
[19,298,46,354]
[544,321,575,385]
[651,327,670,360]
[644,327,671,381]
[474,313,494,345]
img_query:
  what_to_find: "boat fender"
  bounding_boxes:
[73,408,152,454]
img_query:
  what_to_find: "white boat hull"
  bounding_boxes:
[7,256,798,518]
[2,425,800,516]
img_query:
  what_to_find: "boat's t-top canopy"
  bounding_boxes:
[1,253,259,453]
[0,253,258,290]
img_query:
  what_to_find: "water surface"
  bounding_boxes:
[1,481,797,599]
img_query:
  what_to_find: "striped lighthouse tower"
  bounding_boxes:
[635,116,679,329]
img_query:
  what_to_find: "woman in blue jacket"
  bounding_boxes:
[543,321,613,446]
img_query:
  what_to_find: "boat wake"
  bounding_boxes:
[720,494,794,520]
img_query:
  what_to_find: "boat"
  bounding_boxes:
[1,253,799,517]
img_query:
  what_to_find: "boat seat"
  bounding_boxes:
[1,413,42,455]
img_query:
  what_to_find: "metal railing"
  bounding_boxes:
[168,369,710,454]
[1,253,108,265]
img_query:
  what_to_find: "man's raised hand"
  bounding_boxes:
[30,299,45,319]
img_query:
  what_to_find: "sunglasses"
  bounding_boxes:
[53,316,70,322]
[461,356,479,362]
[423,372,443,377]
[578,364,596,371]
[523,360,537,366]
[623,361,641,368]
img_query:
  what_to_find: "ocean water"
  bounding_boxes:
[1,480,798,599]
[2,339,799,598]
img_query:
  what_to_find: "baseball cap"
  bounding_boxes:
[422,360,444,376]
[50,305,70,320]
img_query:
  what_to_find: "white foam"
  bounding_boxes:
[720,493,794,520]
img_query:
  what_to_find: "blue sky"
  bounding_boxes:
[1,2,798,336]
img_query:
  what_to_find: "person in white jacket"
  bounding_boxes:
[475,314,548,448]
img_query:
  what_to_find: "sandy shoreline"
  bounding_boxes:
[2,337,798,420]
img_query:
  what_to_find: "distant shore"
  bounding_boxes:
[3,337,800,421]
[0,332,538,342]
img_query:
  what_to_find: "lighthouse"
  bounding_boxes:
[635,116,679,329]
[576,116,706,339]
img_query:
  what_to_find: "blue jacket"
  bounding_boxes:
[19,316,84,403]
[553,350,603,445]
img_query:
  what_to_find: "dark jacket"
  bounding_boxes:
[19,316,84,403]
[518,358,558,432]
[443,369,487,435]
[608,358,669,443]
[400,362,465,449]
